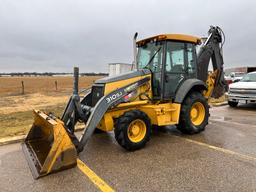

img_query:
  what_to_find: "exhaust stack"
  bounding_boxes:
[133,32,138,70]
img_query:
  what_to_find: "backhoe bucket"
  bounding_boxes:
[22,110,77,179]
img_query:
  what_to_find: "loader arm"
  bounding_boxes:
[77,76,150,152]
[59,67,151,152]
[22,66,150,179]
[197,26,226,98]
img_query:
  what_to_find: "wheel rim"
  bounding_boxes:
[190,102,205,126]
[127,119,147,143]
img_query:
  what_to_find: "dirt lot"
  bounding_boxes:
[0,76,102,138]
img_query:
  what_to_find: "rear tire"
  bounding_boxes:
[114,110,151,151]
[228,101,238,107]
[177,91,209,134]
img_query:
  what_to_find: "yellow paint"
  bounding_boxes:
[98,102,181,132]
[127,119,147,143]
[140,103,181,126]
[190,102,205,126]
[97,101,150,132]
[116,100,149,108]
[137,34,201,46]
[25,110,77,176]
[104,74,152,98]
[97,113,114,132]
[178,136,256,162]
[203,70,219,98]
[77,159,115,192]
[97,72,182,131]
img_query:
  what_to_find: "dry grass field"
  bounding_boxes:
[0,75,226,138]
[0,76,100,96]
[0,76,102,138]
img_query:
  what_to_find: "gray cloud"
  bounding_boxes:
[0,0,255,72]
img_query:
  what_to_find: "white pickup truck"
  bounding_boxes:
[227,71,256,107]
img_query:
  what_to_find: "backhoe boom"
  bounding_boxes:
[197,26,226,98]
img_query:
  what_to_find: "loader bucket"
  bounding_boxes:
[22,110,77,179]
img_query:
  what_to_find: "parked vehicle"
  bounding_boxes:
[225,72,246,84]
[227,71,256,107]
[231,72,246,82]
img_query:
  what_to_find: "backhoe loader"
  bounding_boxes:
[22,26,226,179]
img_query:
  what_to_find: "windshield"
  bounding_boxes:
[137,41,163,72]
[240,73,256,82]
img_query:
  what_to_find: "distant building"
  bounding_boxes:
[108,63,132,76]
[225,66,256,75]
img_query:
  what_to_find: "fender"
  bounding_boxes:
[174,79,207,103]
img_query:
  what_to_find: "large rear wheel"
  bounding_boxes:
[114,110,151,151]
[177,91,209,134]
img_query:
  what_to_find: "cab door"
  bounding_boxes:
[137,41,164,99]
[163,42,197,99]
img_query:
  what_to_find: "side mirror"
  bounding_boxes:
[233,79,240,83]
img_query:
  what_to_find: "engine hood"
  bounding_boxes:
[95,69,151,84]
[229,82,256,89]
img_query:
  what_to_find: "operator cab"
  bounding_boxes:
[137,34,201,100]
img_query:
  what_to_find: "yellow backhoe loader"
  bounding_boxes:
[22,26,226,179]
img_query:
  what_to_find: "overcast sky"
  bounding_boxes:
[0,0,255,73]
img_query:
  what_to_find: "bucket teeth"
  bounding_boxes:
[22,110,77,179]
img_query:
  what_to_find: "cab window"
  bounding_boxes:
[166,42,185,73]
[165,41,196,74]
[187,43,196,74]
[137,41,163,73]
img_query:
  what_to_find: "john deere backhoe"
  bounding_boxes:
[22,26,226,179]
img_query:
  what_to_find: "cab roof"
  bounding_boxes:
[137,34,201,46]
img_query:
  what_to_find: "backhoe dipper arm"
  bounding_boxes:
[197,26,226,98]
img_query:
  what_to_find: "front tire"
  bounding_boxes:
[177,91,209,134]
[114,110,151,151]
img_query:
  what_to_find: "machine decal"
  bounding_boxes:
[125,82,139,93]
[106,92,123,103]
